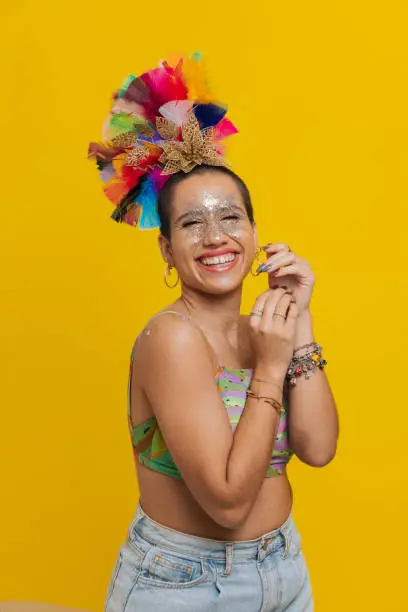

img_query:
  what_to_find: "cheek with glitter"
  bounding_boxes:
[220,218,242,239]
[186,223,206,244]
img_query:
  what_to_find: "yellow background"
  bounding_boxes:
[1,0,407,609]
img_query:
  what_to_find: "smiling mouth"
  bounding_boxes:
[196,252,240,272]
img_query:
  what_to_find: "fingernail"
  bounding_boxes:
[256,264,268,273]
[261,244,272,251]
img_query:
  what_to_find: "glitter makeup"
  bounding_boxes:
[175,191,246,244]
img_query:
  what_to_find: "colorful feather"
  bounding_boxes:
[137,177,161,230]
[108,112,138,136]
[140,60,188,119]
[99,163,116,183]
[213,117,239,140]
[193,103,227,128]
[117,74,136,99]
[159,100,193,126]
[103,177,128,206]
[183,53,212,102]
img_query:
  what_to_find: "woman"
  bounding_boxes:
[89,55,338,611]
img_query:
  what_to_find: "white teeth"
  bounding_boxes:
[200,253,237,266]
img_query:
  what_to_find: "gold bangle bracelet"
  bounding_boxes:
[246,390,283,416]
[251,376,283,394]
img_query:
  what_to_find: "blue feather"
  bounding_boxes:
[137,178,161,230]
[193,103,227,128]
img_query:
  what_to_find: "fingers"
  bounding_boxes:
[272,263,298,277]
[262,252,297,274]
[250,288,286,326]
[256,249,296,275]
[261,290,293,328]
[250,287,292,324]
[261,243,291,254]
[251,289,275,316]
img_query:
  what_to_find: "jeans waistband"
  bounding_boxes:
[128,500,295,566]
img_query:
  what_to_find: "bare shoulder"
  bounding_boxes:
[133,311,216,377]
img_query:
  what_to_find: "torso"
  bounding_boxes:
[130,309,294,540]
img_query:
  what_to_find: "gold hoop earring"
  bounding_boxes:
[250,247,263,277]
[164,264,180,288]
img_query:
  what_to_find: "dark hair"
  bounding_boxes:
[157,165,255,240]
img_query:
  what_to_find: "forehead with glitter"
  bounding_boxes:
[201,191,225,209]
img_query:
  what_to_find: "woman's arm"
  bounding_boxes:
[135,315,284,530]
[134,317,284,529]
[287,310,339,466]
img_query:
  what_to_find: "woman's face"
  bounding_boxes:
[160,171,257,295]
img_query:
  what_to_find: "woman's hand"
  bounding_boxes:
[256,243,315,315]
[249,288,298,380]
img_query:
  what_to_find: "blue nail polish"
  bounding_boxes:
[256,263,268,273]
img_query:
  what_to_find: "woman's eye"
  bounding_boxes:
[223,215,240,221]
[183,220,200,227]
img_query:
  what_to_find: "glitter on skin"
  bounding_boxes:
[174,191,246,244]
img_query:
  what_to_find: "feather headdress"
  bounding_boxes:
[88,53,238,229]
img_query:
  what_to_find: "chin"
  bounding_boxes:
[198,275,245,295]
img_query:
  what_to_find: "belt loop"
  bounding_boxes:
[223,543,233,576]
[281,526,291,560]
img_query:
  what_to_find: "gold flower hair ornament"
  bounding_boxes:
[123,112,228,176]
[158,113,228,175]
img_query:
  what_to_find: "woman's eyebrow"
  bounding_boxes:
[216,203,243,214]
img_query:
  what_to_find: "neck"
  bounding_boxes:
[177,284,243,336]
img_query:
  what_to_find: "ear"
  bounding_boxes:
[158,234,174,267]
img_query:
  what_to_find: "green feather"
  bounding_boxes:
[117,74,136,99]
[108,112,136,136]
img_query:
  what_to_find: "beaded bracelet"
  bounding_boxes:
[293,342,319,357]
[286,342,327,387]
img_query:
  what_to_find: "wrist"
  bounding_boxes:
[294,309,314,347]
[254,365,286,387]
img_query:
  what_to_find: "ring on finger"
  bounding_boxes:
[272,312,286,319]
[250,311,263,317]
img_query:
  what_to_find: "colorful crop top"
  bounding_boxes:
[128,311,294,479]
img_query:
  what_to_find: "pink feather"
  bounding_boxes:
[159,100,193,126]
[213,118,239,141]
[141,60,188,116]
[150,167,170,191]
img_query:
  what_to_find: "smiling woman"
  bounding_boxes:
[88,54,338,611]
[156,168,257,295]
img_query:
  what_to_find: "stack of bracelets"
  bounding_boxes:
[245,343,327,414]
[286,341,327,387]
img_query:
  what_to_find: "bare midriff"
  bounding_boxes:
[136,463,293,540]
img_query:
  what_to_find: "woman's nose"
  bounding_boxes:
[202,221,227,245]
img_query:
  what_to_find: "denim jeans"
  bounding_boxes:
[105,501,313,611]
